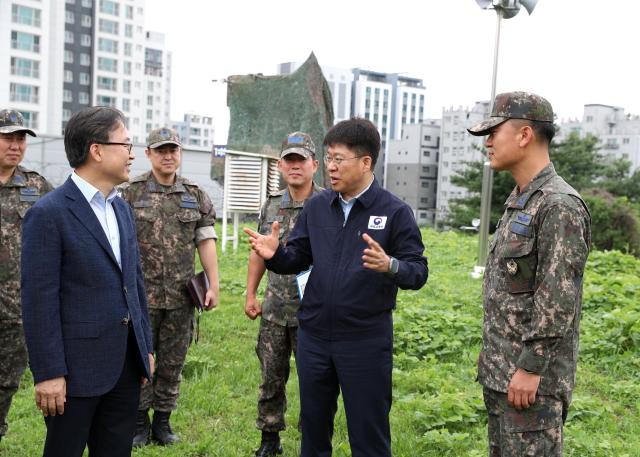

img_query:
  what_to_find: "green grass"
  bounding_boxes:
[2,228,639,456]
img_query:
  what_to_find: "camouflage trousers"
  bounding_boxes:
[255,318,298,432]
[139,307,194,412]
[483,387,571,457]
[0,321,28,438]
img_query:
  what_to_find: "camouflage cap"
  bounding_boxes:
[0,109,36,137]
[147,127,182,148]
[467,92,554,136]
[281,131,315,159]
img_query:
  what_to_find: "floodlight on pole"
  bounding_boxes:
[472,0,538,278]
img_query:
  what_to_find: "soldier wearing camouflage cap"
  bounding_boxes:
[119,127,220,447]
[0,109,53,442]
[468,92,591,456]
[245,131,322,457]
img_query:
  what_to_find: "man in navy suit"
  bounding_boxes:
[21,106,155,457]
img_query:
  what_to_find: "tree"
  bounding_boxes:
[446,159,514,231]
[549,133,603,191]
[446,132,611,231]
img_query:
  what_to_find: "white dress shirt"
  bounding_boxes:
[71,172,122,268]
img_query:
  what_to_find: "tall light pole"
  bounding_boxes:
[473,0,538,277]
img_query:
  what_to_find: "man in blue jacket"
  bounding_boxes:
[21,106,154,457]
[245,118,428,457]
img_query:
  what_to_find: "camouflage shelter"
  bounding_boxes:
[226,53,334,185]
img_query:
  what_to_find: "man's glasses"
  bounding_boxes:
[323,155,361,166]
[95,142,133,153]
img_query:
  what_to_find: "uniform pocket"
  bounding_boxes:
[177,209,200,224]
[501,237,537,294]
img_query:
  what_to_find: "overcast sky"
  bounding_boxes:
[145,0,640,144]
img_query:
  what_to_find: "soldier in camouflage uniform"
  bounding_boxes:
[119,127,220,447]
[468,92,592,457]
[245,132,321,457]
[0,109,53,442]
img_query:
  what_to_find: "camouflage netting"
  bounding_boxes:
[226,52,334,185]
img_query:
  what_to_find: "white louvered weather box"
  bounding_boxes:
[220,150,279,252]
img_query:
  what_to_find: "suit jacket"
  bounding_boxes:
[21,177,153,397]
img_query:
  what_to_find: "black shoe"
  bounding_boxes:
[151,411,179,446]
[132,409,150,448]
[254,440,283,457]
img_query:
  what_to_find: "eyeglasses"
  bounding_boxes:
[95,142,133,153]
[323,155,361,166]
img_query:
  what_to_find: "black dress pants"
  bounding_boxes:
[42,329,143,457]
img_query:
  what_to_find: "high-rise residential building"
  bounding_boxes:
[386,120,440,226]
[435,101,490,222]
[351,70,425,183]
[1,0,65,133]
[558,104,640,172]
[142,31,171,137]
[277,62,427,186]
[2,0,170,142]
[172,113,215,151]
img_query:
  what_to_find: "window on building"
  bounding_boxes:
[62,109,72,121]
[12,5,42,27]
[10,83,39,104]
[63,90,73,102]
[190,128,201,136]
[81,34,91,46]
[96,95,116,107]
[100,0,119,16]
[423,150,430,158]
[125,5,134,18]
[146,109,153,119]
[147,81,154,91]
[64,50,74,63]
[79,72,90,85]
[623,138,630,144]
[586,116,593,122]
[98,57,118,72]
[82,0,93,7]
[123,80,131,93]
[80,53,91,66]
[98,38,118,53]
[124,61,132,75]
[424,135,431,141]
[64,70,73,82]
[65,11,75,24]
[421,197,428,203]
[11,31,41,52]
[79,91,89,104]
[81,14,92,27]
[11,57,40,78]
[146,95,153,105]
[124,43,132,56]
[122,99,130,112]
[21,111,38,129]
[97,76,117,91]
[99,18,118,35]
[125,24,133,38]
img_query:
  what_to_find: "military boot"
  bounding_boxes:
[254,432,283,457]
[132,409,150,448]
[151,410,179,446]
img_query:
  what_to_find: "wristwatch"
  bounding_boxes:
[388,256,399,275]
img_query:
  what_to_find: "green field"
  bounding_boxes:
[3,229,639,456]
